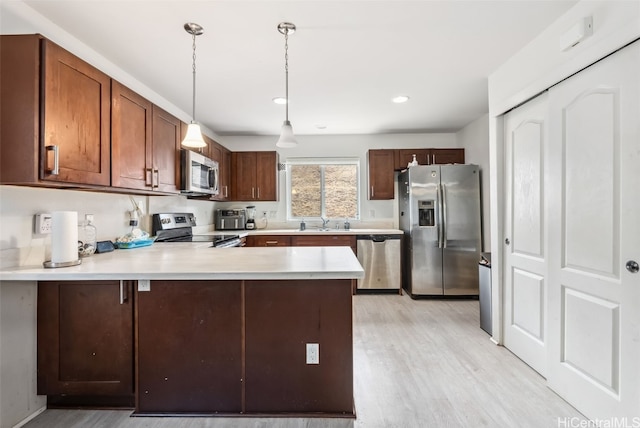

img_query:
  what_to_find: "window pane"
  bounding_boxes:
[290,165,322,217]
[325,165,358,218]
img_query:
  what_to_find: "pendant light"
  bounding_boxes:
[276,22,298,148]
[181,22,207,149]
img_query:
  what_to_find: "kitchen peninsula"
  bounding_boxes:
[0,245,363,418]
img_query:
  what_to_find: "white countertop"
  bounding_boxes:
[243,228,403,236]
[0,244,364,281]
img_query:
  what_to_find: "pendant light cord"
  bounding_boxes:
[284,28,289,122]
[191,32,197,123]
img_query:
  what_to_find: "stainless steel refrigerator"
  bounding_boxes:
[398,164,481,297]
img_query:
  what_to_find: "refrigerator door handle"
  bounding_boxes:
[441,183,448,248]
[437,184,444,248]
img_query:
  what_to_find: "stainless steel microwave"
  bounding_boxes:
[180,149,219,196]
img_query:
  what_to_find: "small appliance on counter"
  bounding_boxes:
[215,209,246,231]
[153,213,241,247]
[245,205,256,230]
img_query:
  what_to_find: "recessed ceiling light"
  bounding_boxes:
[315,124,327,130]
[392,95,410,103]
[272,97,287,105]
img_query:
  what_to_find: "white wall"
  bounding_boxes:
[0,186,218,269]
[456,114,490,252]
[216,133,459,230]
[0,281,44,428]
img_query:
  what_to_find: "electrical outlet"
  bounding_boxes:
[138,279,151,292]
[34,213,52,234]
[306,343,319,364]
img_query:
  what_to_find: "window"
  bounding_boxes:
[286,158,360,220]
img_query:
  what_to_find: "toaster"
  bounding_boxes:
[215,209,246,230]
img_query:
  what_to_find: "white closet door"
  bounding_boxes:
[547,40,640,419]
[503,92,549,376]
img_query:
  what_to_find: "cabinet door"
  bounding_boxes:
[1,35,40,184]
[152,106,181,193]
[220,147,232,200]
[232,152,257,200]
[430,148,465,164]
[249,235,291,247]
[111,80,153,190]
[256,151,278,201]
[207,138,222,163]
[292,235,356,254]
[244,280,353,413]
[42,40,111,186]
[137,280,242,413]
[368,149,395,200]
[37,281,134,396]
[395,149,431,169]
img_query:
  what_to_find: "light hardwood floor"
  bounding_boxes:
[23,294,585,428]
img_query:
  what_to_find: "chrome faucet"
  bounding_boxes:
[321,217,330,230]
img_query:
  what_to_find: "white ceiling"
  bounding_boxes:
[10,0,577,136]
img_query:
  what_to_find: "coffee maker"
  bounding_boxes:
[245,205,256,230]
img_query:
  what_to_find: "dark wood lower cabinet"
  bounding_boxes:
[38,279,354,416]
[244,280,354,414]
[37,281,134,400]
[136,280,242,413]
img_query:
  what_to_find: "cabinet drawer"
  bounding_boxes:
[248,235,291,247]
[292,235,356,253]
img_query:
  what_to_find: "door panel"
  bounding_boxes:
[547,40,640,419]
[441,165,481,295]
[408,166,442,295]
[503,91,548,376]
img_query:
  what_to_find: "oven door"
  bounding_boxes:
[181,149,219,195]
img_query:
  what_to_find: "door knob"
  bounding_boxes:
[626,260,639,273]
[505,238,510,245]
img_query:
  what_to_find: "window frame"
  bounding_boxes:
[285,157,361,221]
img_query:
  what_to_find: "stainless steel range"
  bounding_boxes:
[152,213,241,248]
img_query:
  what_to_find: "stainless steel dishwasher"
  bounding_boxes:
[356,234,402,293]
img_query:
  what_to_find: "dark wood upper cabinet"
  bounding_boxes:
[111,85,180,193]
[220,146,232,200]
[394,148,465,170]
[1,35,111,187]
[368,149,395,200]
[37,281,134,397]
[151,105,181,193]
[111,80,153,190]
[231,151,278,201]
[431,148,465,165]
[395,149,431,169]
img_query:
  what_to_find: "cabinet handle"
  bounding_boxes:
[119,280,128,304]
[371,186,374,197]
[265,240,278,245]
[153,168,159,188]
[46,145,59,175]
[252,187,255,199]
[432,154,435,164]
[145,168,153,187]
[224,185,228,198]
[257,187,260,199]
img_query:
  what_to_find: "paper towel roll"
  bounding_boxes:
[51,211,79,263]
